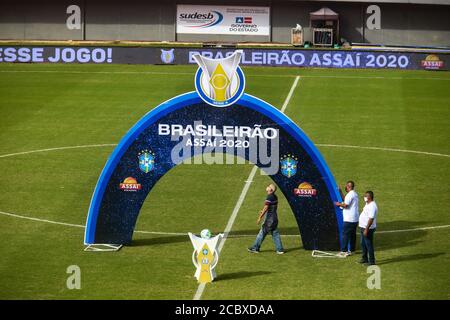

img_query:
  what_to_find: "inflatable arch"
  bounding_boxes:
[84,52,343,251]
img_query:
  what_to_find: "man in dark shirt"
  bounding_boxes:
[248,184,285,254]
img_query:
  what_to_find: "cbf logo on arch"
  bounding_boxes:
[193,50,245,107]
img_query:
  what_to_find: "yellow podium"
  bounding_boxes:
[188,232,224,283]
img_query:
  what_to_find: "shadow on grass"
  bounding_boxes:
[215,271,273,282]
[129,226,300,248]
[376,252,445,265]
[377,220,440,231]
[129,220,438,251]
[230,227,303,252]
[229,227,301,237]
[368,220,441,252]
[130,235,189,246]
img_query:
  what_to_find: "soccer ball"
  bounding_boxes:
[200,229,212,239]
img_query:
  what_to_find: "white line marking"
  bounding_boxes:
[193,74,300,300]
[0,70,194,76]
[0,210,187,235]
[193,165,258,300]
[0,144,117,159]
[280,76,300,113]
[1,143,448,160]
[0,210,85,228]
[1,70,449,81]
[300,75,450,81]
[377,225,450,234]
[316,144,450,158]
[1,210,449,237]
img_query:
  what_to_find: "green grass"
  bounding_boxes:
[0,63,449,299]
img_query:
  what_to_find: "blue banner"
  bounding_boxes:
[0,45,448,70]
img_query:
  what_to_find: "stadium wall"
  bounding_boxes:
[0,0,449,47]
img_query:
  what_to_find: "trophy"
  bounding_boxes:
[188,231,224,283]
[192,50,243,106]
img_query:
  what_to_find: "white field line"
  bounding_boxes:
[280,76,300,113]
[1,209,449,237]
[301,75,450,81]
[0,210,190,236]
[0,210,85,228]
[0,70,194,76]
[0,144,117,159]
[0,70,449,81]
[193,165,258,300]
[316,144,450,158]
[377,225,450,234]
[193,76,300,300]
[1,143,449,160]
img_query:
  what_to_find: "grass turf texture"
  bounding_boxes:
[0,63,449,299]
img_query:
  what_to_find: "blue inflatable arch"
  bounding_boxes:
[84,92,343,251]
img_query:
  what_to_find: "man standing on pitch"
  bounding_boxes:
[334,181,359,257]
[359,191,378,265]
[248,184,285,254]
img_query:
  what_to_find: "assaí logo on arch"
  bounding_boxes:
[179,11,224,28]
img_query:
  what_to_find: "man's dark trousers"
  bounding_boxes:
[342,222,358,252]
[360,227,376,264]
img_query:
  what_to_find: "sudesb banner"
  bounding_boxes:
[0,46,448,70]
[176,5,270,36]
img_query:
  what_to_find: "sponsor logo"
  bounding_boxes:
[235,17,252,24]
[160,49,174,64]
[193,50,245,107]
[294,182,317,197]
[119,177,142,191]
[179,11,223,28]
[280,155,298,178]
[138,150,155,173]
[421,54,444,70]
[230,15,258,33]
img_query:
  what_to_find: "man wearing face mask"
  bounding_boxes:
[334,181,359,257]
[359,191,378,265]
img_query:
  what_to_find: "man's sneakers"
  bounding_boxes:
[338,251,353,257]
[358,258,376,266]
[358,259,368,264]
[248,248,286,254]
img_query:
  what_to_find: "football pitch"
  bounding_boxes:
[0,63,449,299]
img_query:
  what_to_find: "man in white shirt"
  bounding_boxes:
[335,181,359,257]
[358,191,378,265]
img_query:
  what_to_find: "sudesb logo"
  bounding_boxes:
[179,12,214,20]
[179,11,224,28]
